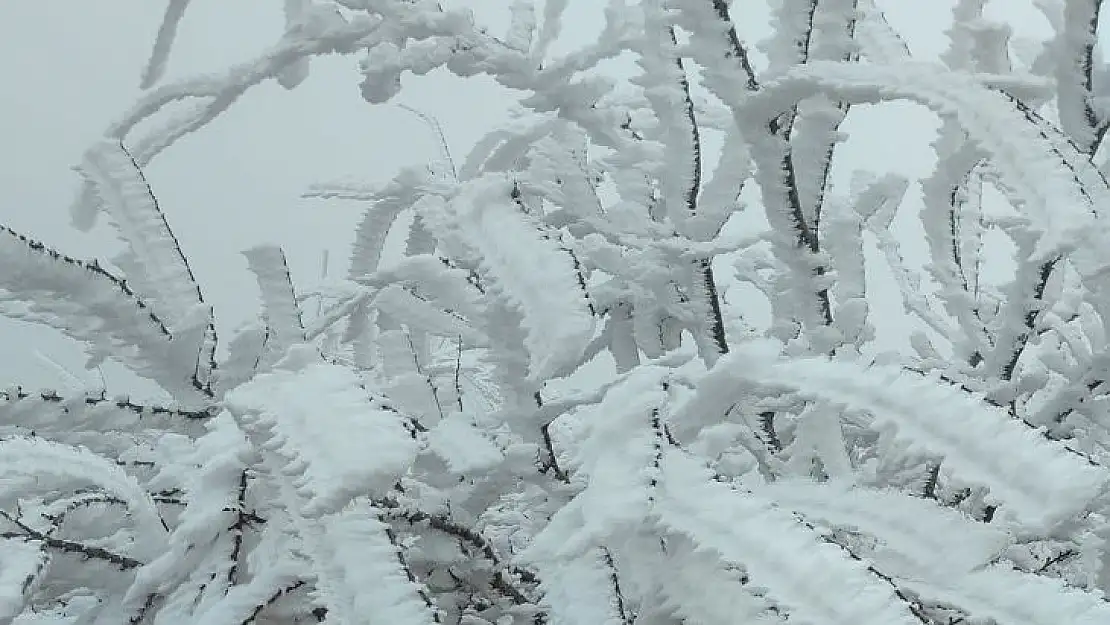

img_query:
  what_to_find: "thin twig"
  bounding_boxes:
[0,510,142,570]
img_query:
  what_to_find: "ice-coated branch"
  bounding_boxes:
[375,495,541,609]
[108,13,385,165]
[0,225,211,405]
[736,61,1110,287]
[788,0,858,231]
[675,0,760,92]
[243,245,306,368]
[919,118,991,365]
[1055,0,1105,153]
[988,251,1059,387]
[76,140,218,390]
[140,0,194,89]
[677,0,838,349]
[0,387,212,437]
[0,509,143,571]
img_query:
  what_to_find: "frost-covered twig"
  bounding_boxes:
[0,509,142,570]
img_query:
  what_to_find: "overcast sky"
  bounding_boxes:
[0,0,1050,396]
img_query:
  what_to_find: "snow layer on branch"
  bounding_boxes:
[656,449,924,625]
[522,126,605,223]
[537,549,629,625]
[736,61,1110,275]
[190,567,302,625]
[215,321,267,394]
[628,535,785,625]
[427,411,503,473]
[76,140,207,331]
[243,244,305,364]
[276,0,313,89]
[0,436,166,558]
[636,1,700,230]
[907,564,1110,625]
[337,168,430,279]
[124,415,250,618]
[0,540,39,620]
[225,345,418,518]
[533,0,568,63]
[439,174,595,381]
[309,499,440,625]
[371,284,487,346]
[506,0,536,53]
[684,341,1108,533]
[1054,0,1101,152]
[0,226,206,404]
[462,116,558,181]
[759,479,1012,578]
[0,388,209,438]
[361,253,484,320]
[228,390,437,625]
[525,364,669,561]
[687,126,750,241]
[856,1,912,63]
[107,8,376,163]
[140,0,193,89]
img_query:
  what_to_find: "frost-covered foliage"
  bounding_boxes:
[9,0,1110,623]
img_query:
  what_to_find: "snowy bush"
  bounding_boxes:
[6,0,1110,623]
